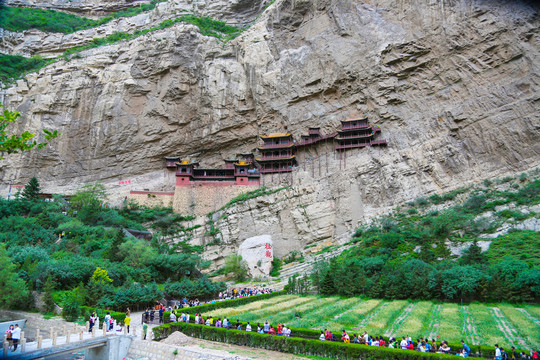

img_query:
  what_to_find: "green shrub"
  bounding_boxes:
[0,54,51,85]
[152,322,489,360]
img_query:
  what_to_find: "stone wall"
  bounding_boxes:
[173,183,260,216]
[127,338,238,360]
[128,191,174,208]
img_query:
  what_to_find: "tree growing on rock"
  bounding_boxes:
[0,104,59,159]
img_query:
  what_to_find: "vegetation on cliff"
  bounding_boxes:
[0,1,167,34]
[0,178,225,311]
[310,176,540,303]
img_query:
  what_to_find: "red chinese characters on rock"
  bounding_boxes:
[265,243,272,258]
[118,180,132,185]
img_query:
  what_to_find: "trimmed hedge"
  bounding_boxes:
[153,322,487,360]
[164,291,285,319]
[159,317,526,359]
[80,306,126,328]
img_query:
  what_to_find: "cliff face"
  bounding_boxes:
[1,0,539,252]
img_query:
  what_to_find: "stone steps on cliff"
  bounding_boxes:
[277,245,352,280]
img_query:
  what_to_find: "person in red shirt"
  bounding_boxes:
[407,342,414,351]
[277,323,283,335]
[379,337,386,347]
[325,329,331,340]
[268,326,276,335]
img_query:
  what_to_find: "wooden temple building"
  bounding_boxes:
[165,116,387,179]
[173,159,260,186]
[255,133,296,173]
[335,116,387,150]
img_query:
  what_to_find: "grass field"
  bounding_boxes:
[202,295,540,349]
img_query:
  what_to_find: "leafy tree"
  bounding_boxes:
[0,104,59,158]
[70,183,108,223]
[62,283,85,321]
[22,177,41,201]
[0,243,29,308]
[441,265,486,300]
[86,267,113,306]
[42,275,56,312]
[224,254,249,282]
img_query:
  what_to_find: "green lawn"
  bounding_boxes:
[202,295,540,348]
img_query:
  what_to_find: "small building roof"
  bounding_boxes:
[341,116,368,123]
[260,133,292,139]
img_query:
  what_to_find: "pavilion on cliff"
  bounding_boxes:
[295,127,337,148]
[174,159,259,186]
[335,116,387,150]
[255,133,296,173]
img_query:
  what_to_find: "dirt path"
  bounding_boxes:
[356,302,388,329]
[460,306,481,345]
[425,304,442,340]
[517,308,540,327]
[490,307,529,349]
[383,303,415,338]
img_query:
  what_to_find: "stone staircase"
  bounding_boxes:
[276,238,354,283]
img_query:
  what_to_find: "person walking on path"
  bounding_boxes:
[125,314,131,333]
[143,322,148,340]
[11,324,21,352]
[5,325,14,351]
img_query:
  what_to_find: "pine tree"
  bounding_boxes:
[320,270,336,295]
[109,229,125,262]
[42,275,55,313]
[22,176,41,200]
[0,244,29,308]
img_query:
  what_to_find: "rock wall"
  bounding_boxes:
[172,183,260,216]
[1,0,539,257]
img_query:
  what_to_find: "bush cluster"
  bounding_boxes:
[153,322,489,360]
[313,180,540,303]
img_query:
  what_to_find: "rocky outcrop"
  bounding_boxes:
[1,0,271,57]
[1,0,539,258]
[6,0,161,17]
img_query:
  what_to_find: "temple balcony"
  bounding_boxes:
[258,142,295,149]
[336,132,374,140]
[260,168,293,173]
[371,139,388,146]
[341,123,370,130]
[335,143,370,150]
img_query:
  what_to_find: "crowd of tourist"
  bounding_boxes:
[168,311,292,336]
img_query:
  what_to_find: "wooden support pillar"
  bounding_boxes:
[37,335,43,349]
[36,329,40,339]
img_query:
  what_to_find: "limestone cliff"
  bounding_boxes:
[1,0,539,259]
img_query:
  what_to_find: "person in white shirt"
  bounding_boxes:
[400,337,408,350]
[11,324,21,352]
[246,323,252,332]
[319,331,325,341]
[283,326,291,337]
[195,314,199,324]
[104,313,112,330]
[186,314,190,323]
[363,331,369,343]
[372,339,379,346]
[495,344,502,360]
[170,312,177,322]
